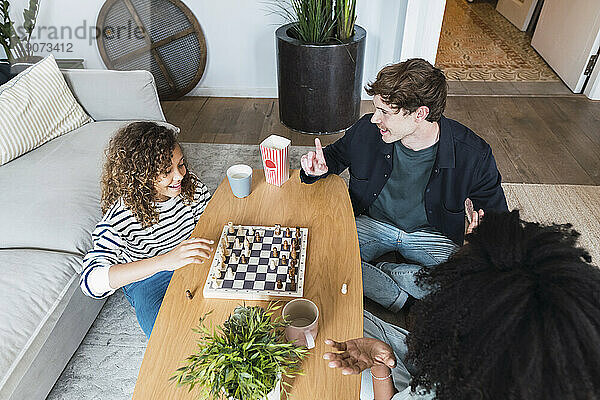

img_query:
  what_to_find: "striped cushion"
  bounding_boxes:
[0,54,92,165]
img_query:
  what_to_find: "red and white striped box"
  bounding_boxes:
[260,135,291,187]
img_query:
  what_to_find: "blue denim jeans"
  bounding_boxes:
[357,215,458,312]
[122,270,173,339]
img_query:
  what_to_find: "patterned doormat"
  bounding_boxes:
[436,0,560,82]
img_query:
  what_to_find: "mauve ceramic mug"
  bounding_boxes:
[282,298,319,349]
[226,164,252,198]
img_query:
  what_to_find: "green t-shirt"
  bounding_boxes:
[368,141,438,232]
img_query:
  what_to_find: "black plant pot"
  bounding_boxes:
[276,23,366,134]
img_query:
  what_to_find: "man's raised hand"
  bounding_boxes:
[301,138,329,177]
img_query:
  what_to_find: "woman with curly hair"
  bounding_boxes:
[323,211,600,399]
[80,121,212,338]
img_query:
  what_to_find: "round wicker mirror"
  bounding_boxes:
[97,0,207,100]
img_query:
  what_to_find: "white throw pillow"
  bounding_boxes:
[0,54,92,165]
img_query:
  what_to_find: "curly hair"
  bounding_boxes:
[406,210,600,400]
[101,121,197,228]
[365,58,447,122]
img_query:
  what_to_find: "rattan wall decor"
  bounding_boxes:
[97,0,207,100]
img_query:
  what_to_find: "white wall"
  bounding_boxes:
[4,0,414,99]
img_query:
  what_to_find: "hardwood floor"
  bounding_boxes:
[162,96,600,185]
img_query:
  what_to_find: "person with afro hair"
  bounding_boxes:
[324,210,600,400]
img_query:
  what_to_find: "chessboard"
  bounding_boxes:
[202,223,308,300]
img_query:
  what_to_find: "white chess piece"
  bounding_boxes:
[228,221,234,234]
[230,253,237,264]
[225,267,235,280]
[269,259,277,272]
[235,238,242,248]
[244,238,251,249]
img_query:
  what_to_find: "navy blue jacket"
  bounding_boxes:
[300,114,508,245]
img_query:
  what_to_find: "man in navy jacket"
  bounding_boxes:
[300,59,508,311]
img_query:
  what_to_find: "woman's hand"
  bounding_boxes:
[161,238,214,271]
[323,337,396,375]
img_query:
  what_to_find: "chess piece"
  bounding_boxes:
[235,238,242,248]
[276,279,283,289]
[229,253,237,264]
[228,221,234,234]
[240,254,247,263]
[281,255,287,265]
[290,282,297,291]
[239,228,245,236]
[290,250,297,260]
[271,246,279,258]
[243,247,250,258]
[185,289,193,300]
[295,227,301,239]
[289,266,296,276]
[248,227,254,236]
[244,237,251,249]
[285,228,291,237]
[254,231,261,242]
[291,238,298,250]
[225,267,235,280]
[282,240,289,251]
[269,259,277,271]
[274,224,281,235]
[290,258,297,268]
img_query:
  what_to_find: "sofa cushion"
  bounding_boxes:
[0,55,92,165]
[0,249,82,391]
[0,119,178,255]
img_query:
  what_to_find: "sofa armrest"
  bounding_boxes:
[61,69,166,122]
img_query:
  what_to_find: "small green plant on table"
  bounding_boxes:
[171,303,308,400]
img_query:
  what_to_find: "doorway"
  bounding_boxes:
[435,0,562,86]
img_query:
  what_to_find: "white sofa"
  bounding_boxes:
[0,68,176,400]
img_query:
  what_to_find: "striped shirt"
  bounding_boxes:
[80,180,211,298]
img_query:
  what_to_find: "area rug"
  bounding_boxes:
[436,0,559,81]
[47,144,598,399]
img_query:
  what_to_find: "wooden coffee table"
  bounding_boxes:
[133,169,363,399]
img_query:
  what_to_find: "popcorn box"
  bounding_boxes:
[260,135,291,186]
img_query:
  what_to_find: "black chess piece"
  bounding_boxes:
[276,279,283,289]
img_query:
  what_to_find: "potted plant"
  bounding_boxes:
[272,0,366,134]
[0,0,42,63]
[171,303,308,400]
[1,0,14,61]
